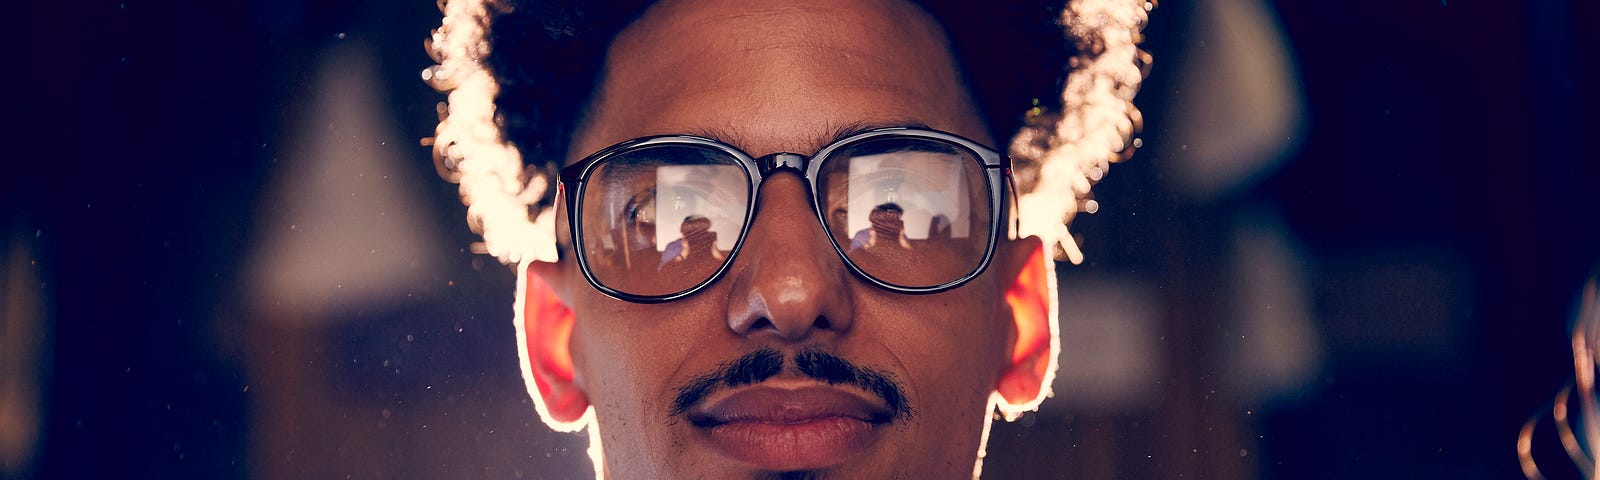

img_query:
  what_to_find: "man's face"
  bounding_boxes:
[550,0,1033,477]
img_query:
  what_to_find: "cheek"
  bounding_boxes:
[570,292,767,477]
[566,293,722,466]
[567,298,690,421]
[867,284,1010,414]
[865,287,1010,471]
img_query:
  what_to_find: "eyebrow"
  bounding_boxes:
[824,120,934,146]
[685,119,934,155]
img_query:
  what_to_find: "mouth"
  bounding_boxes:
[687,382,894,471]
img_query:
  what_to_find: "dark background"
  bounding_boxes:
[6,0,1597,478]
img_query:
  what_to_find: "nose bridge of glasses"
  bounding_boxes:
[756,152,808,175]
[726,165,851,340]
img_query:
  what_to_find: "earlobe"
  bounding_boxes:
[994,237,1055,416]
[523,261,591,429]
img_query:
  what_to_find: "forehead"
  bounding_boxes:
[570,0,990,161]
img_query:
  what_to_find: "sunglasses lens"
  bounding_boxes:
[815,136,993,289]
[577,144,750,297]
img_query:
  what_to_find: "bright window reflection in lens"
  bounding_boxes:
[654,165,746,255]
[844,150,972,248]
[580,147,751,297]
[820,137,990,289]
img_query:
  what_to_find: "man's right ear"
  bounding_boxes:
[522,260,590,430]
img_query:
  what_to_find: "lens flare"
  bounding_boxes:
[1521,275,1600,480]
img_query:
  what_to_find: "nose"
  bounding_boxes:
[724,172,854,341]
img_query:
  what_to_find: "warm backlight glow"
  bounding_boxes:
[424,0,555,266]
[1012,0,1153,264]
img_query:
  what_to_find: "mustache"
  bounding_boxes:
[668,347,911,420]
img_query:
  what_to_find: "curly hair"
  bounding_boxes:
[482,0,1073,168]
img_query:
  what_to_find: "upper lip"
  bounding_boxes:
[686,382,895,427]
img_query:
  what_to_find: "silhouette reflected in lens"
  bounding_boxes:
[926,214,951,240]
[850,203,912,251]
[659,215,722,271]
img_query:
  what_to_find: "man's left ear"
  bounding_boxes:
[995,236,1054,413]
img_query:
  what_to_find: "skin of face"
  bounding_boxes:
[522,0,1053,478]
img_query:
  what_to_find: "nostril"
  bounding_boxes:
[813,316,831,330]
[749,317,774,331]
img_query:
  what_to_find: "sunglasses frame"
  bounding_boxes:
[558,127,1013,303]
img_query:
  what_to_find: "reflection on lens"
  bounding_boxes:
[579,145,749,297]
[818,137,991,288]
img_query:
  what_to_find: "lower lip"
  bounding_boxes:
[701,416,880,471]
